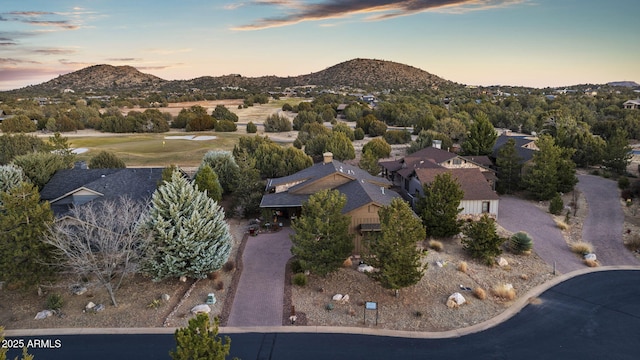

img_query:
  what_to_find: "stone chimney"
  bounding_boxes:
[323,152,333,164]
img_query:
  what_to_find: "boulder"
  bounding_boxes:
[497,257,509,267]
[191,304,211,315]
[34,310,54,320]
[584,253,597,261]
[85,301,96,311]
[161,293,171,302]
[357,264,374,273]
[71,285,87,295]
[332,294,343,301]
[179,276,187,282]
[446,292,466,308]
[340,294,350,304]
[94,304,105,312]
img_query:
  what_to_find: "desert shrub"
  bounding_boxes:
[549,193,563,215]
[555,219,569,230]
[354,128,365,140]
[263,114,292,132]
[510,231,533,254]
[46,293,64,311]
[215,119,237,132]
[428,240,443,252]
[624,234,640,252]
[246,121,257,133]
[325,303,334,311]
[383,130,411,144]
[223,260,235,272]
[492,283,516,300]
[290,259,303,274]
[584,259,599,267]
[292,273,308,286]
[570,241,593,255]
[619,176,630,189]
[621,188,633,201]
[473,287,487,300]
[457,261,468,273]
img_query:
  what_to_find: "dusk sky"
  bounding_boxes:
[1,0,638,91]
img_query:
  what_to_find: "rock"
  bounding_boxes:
[179,276,187,282]
[34,310,54,320]
[85,301,96,311]
[191,304,211,315]
[94,304,105,312]
[161,294,171,302]
[584,253,597,261]
[206,293,216,305]
[71,285,87,295]
[332,294,343,301]
[446,292,466,308]
[340,294,350,304]
[357,264,374,273]
[497,257,509,267]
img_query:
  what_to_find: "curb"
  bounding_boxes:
[5,266,639,339]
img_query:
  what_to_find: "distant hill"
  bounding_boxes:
[607,81,640,88]
[4,59,455,95]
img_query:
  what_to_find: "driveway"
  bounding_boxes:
[226,228,293,327]
[577,174,638,266]
[498,196,583,274]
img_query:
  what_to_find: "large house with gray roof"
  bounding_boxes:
[260,152,402,253]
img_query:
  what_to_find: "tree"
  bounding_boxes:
[0,164,26,194]
[194,164,222,202]
[160,164,180,185]
[362,138,391,159]
[246,121,257,133]
[416,172,464,238]
[0,182,55,288]
[461,214,505,265]
[495,138,523,194]
[200,150,240,194]
[0,115,36,133]
[48,132,76,166]
[215,120,237,132]
[143,171,232,280]
[232,149,264,217]
[365,198,426,294]
[89,150,126,169]
[290,189,353,276]
[170,314,235,360]
[368,120,388,137]
[263,113,292,132]
[211,105,238,122]
[359,149,381,176]
[325,132,355,161]
[12,152,70,189]
[332,122,355,140]
[602,128,632,175]
[44,197,149,306]
[462,112,498,156]
[522,135,575,201]
[0,134,48,165]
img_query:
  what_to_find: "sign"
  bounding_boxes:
[365,301,377,310]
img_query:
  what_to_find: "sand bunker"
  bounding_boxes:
[164,135,217,141]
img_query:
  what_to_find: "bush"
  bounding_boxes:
[428,240,443,252]
[290,259,303,274]
[246,121,257,133]
[584,259,599,267]
[549,193,563,215]
[457,261,468,273]
[354,128,365,140]
[555,219,569,230]
[570,241,593,255]
[46,293,64,311]
[383,130,411,144]
[473,287,486,300]
[215,119,237,132]
[492,284,516,300]
[510,231,533,254]
[223,260,235,272]
[624,234,640,252]
[292,273,308,286]
[264,114,292,132]
[619,176,630,189]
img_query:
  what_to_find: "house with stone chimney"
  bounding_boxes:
[260,152,402,253]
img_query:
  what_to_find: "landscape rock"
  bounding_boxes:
[332,294,343,301]
[446,292,466,308]
[357,264,374,273]
[340,294,350,304]
[85,301,96,311]
[179,276,187,282]
[191,304,211,315]
[94,304,105,312]
[497,257,509,267]
[161,294,171,302]
[584,253,597,261]
[71,285,87,295]
[34,310,54,320]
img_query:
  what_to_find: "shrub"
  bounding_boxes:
[292,273,308,286]
[223,260,236,272]
[215,119,237,132]
[584,259,599,267]
[473,287,487,300]
[354,128,365,140]
[325,303,334,311]
[383,130,411,144]
[624,234,640,252]
[46,293,64,311]
[263,114,292,132]
[555,219,569,230]
[290,259,303,274]
[510,231,533,254]
[246,121,257,133]
[549,193,563,215]
[457,261,468,273]
[428,240,443,252]
[618,176,630,189]
[570,241,593,255]
[492,284,516,300]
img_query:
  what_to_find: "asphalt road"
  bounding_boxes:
[7,270,639,360]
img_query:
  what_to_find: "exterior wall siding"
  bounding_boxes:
[346,204,382,254]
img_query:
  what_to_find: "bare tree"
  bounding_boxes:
[44,197,150,307]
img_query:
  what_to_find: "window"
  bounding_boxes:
[482,201,490,213]
[453,158,462,165]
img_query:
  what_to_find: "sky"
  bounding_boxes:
[1,0,639,91]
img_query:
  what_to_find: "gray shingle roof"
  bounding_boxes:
[492,134,536,163]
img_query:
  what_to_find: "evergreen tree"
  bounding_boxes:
[12,152,70,189]
[48,132,76,166]
[160,164,180,185]
[362,138,391,159]
[461,214,505,265]
[194,164,222,202]
[200,150,239,194]
[170,314,235,360]
[462,112,498,156]
[144,172,232,280]
[0,114,37,133]
[365,198,426,294]
[495,138,523,194]
[89,150,126,169]
[326,132,355,161]
[522,135,564,201]
[416,172,464,238]
[0,134,48,165]
[233,149,265,217]
[602,128,632,175]
[0,182,55,288]
[0,164,26,194]
[290,189,353,276]
[359,149,381,176]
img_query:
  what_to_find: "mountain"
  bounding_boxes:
[607,81,640,88]
[4,59,454,95]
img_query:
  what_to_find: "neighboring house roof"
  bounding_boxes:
[40,167,163,216]
[414,168,499,201]
[623,99,640,106]
[381,146,495,175]
[492,134,537,163]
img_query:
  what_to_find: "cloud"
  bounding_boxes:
[106,58,142,62]
[0,58,40,65]
[233,0,525,30]
[1,10,82,30]
[32,48,77,55]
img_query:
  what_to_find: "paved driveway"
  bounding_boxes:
[577,174,638,266]
[227,228,293,327]
[498,196,583,274]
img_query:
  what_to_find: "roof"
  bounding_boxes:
[414,168,499,201]
[492,134,536,163]
[40,167,163,216]
[623,99,640,105]
[380,146,458,173]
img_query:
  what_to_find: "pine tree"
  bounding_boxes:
[602,128,632,175]
[495,138,523,194]
[194,164,222,202]
[200,150,239,194]
[232,149,264,217]
[366,198,426,294]
[461,214,505,266]
[462,112,498,156]
[359,149,381,176]
[89,150,126,169]
[144,171,232,280]
[0,164,26,194]
[12,152,69,189]
[522,135,561,201]
[0,182,55,288]
[290,189,354,276]
[170,314,235,360]
[416,172,464,238]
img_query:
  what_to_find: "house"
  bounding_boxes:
[260,152,402,253]
[40,165,164,217]
[491,133,538,165]
[379,145,499,219]
[623,99,640,110]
